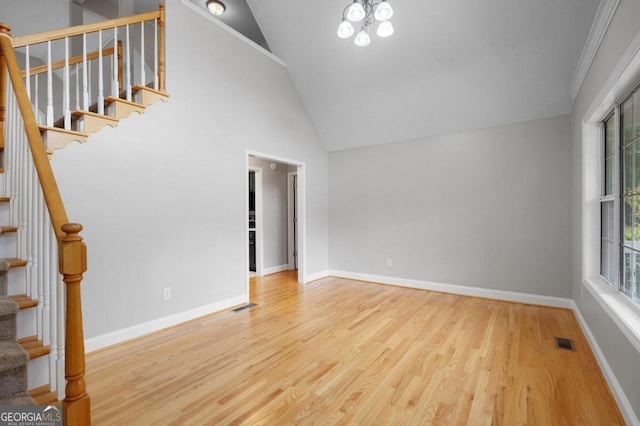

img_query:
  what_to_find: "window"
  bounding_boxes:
[601,84,640,307]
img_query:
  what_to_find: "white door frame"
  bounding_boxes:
[247,151,306,292]
[248,166,263,278]
[287,171,297,270]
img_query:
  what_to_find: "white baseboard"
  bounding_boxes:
[328,270,574,308]
[263,264,290,276]
[304,269,330,284]
[572,303,640,426]
[85,295,247,353]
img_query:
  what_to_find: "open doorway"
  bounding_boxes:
[246,152,305,293]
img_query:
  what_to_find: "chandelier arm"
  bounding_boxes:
[341,4,351,19]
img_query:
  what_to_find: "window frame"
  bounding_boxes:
[599,83,640,314]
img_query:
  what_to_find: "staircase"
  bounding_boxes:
[0,4,167,423]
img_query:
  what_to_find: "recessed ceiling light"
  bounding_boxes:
[206,0,226,16]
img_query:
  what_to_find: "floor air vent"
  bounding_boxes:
[554,336,576,351]
[232,303,257,312]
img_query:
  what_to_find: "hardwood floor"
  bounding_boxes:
[86,271,624,425]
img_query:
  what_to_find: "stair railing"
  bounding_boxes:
[11,4,165,133]
[0,5,165,424]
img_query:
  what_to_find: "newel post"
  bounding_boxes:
[60,223,91,425]
[0,24,10,158]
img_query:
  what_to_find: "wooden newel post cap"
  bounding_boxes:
[60,223,88,275]
[0,23,11,35]
[62,223,83,236]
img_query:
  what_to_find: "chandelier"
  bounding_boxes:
[337,0,394,46]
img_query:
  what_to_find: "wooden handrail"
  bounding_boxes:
[0,25,90,425]
[21,47,116,78]
[12,10,161,48]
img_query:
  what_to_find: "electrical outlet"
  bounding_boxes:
[386,258,392,267]
[163,287,171,300]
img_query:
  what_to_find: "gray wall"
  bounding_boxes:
[329,115,572,297]
[249,158,289,270]
[571,0,640,419]
[49,1,328,339]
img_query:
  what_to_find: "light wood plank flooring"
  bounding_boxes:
[86,271,624,425]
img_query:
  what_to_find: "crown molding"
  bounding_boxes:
[569,0,620,101]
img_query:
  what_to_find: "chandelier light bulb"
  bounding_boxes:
[376,20,394,37]
[374,0,394,21]
[354,28,371,46]
[337,19,355,38]
[346,1,366,22]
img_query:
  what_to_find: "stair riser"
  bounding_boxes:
[0,365,28,398]
[27,355,50,391]
[17,308,36,340]
[0,235,17,259]
[7,268,26,296]
[0,313,17,341]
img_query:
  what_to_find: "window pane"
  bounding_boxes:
[621,88,640,306]
[622,248,640,304]
[635,90,640,142]
[604,116,615,195]
[601,201,615,283]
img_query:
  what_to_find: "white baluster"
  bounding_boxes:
[98,29,105,115]
[56,271,65,400]
[64,37,71,129]
[75,63,80,111]
[48,223,58,393]
[112,26,119,98]
[88,61,92,108]
[8,89,17,228]
[3,86,11,197]
[25,45,30,102]
[14,113,22,259]
[25,158,34,310]
[5,88,11,210]
[36,189,44,340]
[18,124,28,263]
[126,24,131,101]
[83,33,89,110]
[46,40,53,126]
[42,213,51,345]
[34,74,39,119]
[140,22,146,89]
[154,18,159,90]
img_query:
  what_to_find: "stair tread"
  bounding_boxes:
[30,386,59,406]
[0,226,18,234]
[2,258,27,268]
[10,294,37,310]
[104,96,145,109]
[71,109,120,123]
[132,84,170,98]
[38,125,90,138]
[0,297,19,315]
[17,336,50,359]
[0,341,30,370]
[0,392,35,406]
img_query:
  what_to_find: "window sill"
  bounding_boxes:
[584,277,640,354]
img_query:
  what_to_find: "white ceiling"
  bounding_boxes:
[246,0,600,151]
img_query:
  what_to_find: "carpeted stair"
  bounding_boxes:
[0,259,34,405]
